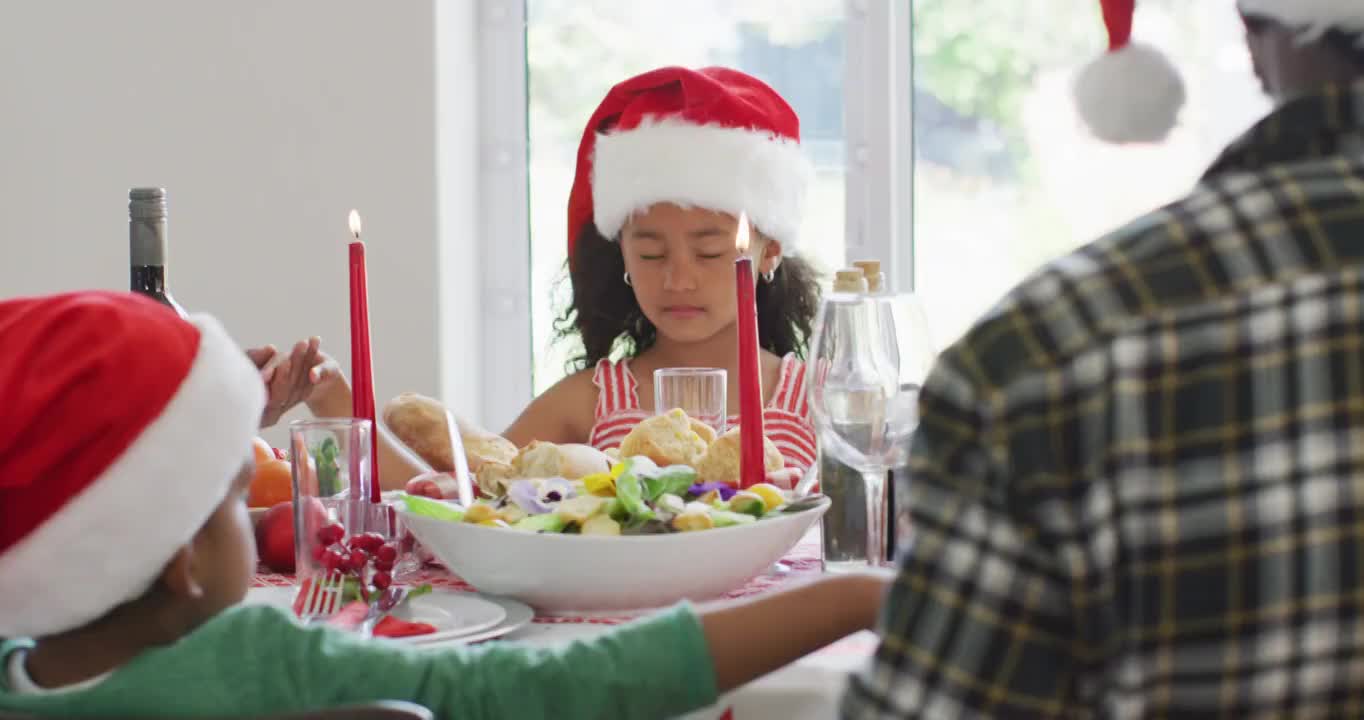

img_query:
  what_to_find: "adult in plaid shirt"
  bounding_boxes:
[843,2,1364,718]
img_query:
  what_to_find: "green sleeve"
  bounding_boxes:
[291,604,719,718]
[0,604,718,720]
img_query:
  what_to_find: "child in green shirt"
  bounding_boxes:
[0,291,885,719]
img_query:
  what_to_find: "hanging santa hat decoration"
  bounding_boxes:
[566,66,812,265]
[1237,0,1364,39]
[1074,0,1186,144]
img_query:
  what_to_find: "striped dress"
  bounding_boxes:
[586,353,818,473]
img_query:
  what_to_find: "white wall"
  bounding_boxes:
[0,1,484,444]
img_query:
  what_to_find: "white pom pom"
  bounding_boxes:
[1073,43,1186,144]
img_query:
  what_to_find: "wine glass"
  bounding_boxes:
[875,292,935,450]
[807,291,932,570]
[873,293,934,563]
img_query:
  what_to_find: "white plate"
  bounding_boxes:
[243,586,508,643]
[406,593,535,646]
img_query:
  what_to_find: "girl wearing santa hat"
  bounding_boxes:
[503,65,822,476]
[312,66,824,489]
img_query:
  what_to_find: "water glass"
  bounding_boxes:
[289,419,374,583]
[654,367,727,434]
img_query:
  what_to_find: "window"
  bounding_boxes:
[912,0,1269,343]
[524,0,848,394]
[481,0,1271,423]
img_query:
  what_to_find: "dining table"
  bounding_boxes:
[252,528,877,719]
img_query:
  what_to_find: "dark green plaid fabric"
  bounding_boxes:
[842,82,1364,719]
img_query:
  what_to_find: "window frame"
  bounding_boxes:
[475,0,534,430]
[844,0,915,292]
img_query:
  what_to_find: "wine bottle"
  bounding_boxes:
[820,268,871,569]
[128,187,186,316]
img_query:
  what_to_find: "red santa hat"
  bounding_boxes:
[1074,0,1186,144]
[0,291,264,638]
[566,66,812,264]
[1237,0,1364,38]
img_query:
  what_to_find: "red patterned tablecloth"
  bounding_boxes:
[253,532,826,627]
[253,531,873,719]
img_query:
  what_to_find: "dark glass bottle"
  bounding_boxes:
[129,187,186,316]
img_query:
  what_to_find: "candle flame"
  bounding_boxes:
[348,209,363,238]
[734,212,751,253]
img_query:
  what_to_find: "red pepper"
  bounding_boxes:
[373,616,437,638]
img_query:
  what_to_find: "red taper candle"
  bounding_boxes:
[733,213,765,489]
[348,210,380,503]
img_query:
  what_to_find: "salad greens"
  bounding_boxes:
[413,455,810,536]
[612,459,655,523]
[339,579,432,605]
[401,493,465,522]
[314,437,342,496]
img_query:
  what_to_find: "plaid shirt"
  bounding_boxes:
[842,81,1364,719]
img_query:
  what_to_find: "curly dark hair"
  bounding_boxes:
[554,223,823,372]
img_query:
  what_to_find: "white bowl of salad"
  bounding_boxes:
[397,455,830,612]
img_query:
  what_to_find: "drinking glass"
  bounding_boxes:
[654,367,727,434]
[875,293,934,563]
[808,292,932,570]
[290,418,374,585]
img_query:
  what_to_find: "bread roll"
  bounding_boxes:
[689,417,718,445]
[476,460,517,497]
[618,408,711,467]
[474,441,612,497]
[515,441,611,480]
[382,393,517,473]
[695,427,784,484]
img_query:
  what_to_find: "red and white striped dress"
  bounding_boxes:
[586,354,818,473]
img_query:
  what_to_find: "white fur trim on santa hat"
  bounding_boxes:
[1238,0,1364,39]
[0,315,264,638]
[1074,42,1186,144]
[592,118,813,247]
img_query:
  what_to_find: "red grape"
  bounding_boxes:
[316,522,344,547]
[372,571,392,590]
[322,548,347,572]
[374,557,394,573]
[348,549,368,571]
[311,545,328,563]
[375,544,398,564]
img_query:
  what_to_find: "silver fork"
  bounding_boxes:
[297,571,345,623]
